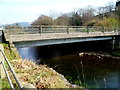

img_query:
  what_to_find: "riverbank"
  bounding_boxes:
[2,43,81,88]
[79,51,120,59]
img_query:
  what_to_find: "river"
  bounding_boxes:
[16,40,120,88]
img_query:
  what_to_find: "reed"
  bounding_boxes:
[75,66,82,86]
[94,77,99,88]
[80,61,86,87]
[103,78,107,89]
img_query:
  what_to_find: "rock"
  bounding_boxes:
[22,83,37,90]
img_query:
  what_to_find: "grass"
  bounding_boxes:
[0,43,19,89]
[1,43,80,89]
[3,43,20,61]
[12,60,73,88]
[1,78,11,89]
[112,51,120,56]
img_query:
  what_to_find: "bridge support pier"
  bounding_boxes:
[112,36,120,51]
[115,36,120,50]
[112,37,115,50]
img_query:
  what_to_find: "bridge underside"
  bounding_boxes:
[14,36,113,48]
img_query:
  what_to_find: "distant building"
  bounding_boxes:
[116,0,120,11]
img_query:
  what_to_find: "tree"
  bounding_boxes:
[94,18,119,28]
[115,0,120,25]
[32,15,53,25]
[69,12,83,26]
[78,6,95,24]
[106,2,115,12]
[54,14,70,25]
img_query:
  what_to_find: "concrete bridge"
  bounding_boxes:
[2,26,120,49]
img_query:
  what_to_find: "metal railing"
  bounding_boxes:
[0,50,22,89]
[5,25,120,35]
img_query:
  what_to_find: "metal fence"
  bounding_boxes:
[0,50,22,90]
[5,25,120,35]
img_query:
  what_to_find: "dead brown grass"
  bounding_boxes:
[12,60,72,88]
[3,43,81,88]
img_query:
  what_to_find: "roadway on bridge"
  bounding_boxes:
[8,31,118,42]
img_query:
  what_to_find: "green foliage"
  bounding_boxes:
[69,13,83,26]
[112,51,120,56]
[1,78,11,89]
[3,43,19,61]
[94,18,119,27]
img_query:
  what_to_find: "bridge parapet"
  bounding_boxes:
[5,26,120,35]
[4,26,120,43]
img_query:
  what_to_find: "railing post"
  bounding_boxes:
[87,26,89,34]
[102,26,105,33]
[67,26,69,34]
[113,27,117,34]
[39,25,42,35]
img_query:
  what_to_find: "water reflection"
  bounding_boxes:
[16,40,120,88]
[40,54,120,88]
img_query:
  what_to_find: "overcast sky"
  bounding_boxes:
[0,0,117,25]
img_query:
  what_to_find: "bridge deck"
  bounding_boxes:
[8,32,118,42]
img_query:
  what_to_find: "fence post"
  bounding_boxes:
[39,25,42,35]
[67,26,69,34]
[102,27,105,33]
[87,26,89,34]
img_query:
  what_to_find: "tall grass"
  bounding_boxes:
[94,77,99,88]
[76,66,82,86]
[103,78,107,89]
[80,61,86,87]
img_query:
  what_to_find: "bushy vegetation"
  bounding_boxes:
[94,18,119,27]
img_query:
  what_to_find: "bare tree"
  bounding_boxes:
[77,6,95,23]
[106,2,115,12]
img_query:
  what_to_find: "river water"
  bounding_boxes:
[17,40,120,88]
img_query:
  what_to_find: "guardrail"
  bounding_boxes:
[0,50,22,89]
[5,26,120,35]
